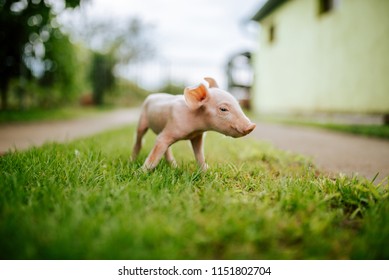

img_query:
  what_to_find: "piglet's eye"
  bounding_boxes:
[219,107,229,112]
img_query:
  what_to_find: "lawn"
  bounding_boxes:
[257,115,389,140]
[314,123,389,140]
[0,126,388,259]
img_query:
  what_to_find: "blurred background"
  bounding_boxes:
[0,0,260,111]
[1,0,388,124]
[251,0,389,124]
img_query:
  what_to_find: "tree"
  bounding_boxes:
[66,17,154,66]
[0,0,81,110]
[39,28,83,105]
[90,52,115,105]
[64,17,154,105]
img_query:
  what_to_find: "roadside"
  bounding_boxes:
[258,115,389,140]
[250,121,389,183]
[0,108,140,154]
[0,106,116,124]
[1,108,388,183]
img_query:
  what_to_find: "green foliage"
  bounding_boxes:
[0,127,388,259]
[0,0,81,109]
[90,52,115,106]
[1,1,153,110]
[321,123,389,140]
[84,17,154,106]
[261,116,389,140]
[69,17,154,66]
[38,31,85,105]
[157,81,186,95]
[104,79,150,108]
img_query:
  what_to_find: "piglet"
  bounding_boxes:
[132,77,256,171]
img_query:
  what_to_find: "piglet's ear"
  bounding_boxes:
[184,83,209,110]
[204,77,219,88]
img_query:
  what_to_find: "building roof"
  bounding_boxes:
[251,0,288,21]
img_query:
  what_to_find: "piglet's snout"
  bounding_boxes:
[232,122,256,136]
[243,122,256,135]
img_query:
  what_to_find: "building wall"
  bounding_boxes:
[253,0,389,114]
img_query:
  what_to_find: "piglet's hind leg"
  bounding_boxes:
[165,147,177,168]
[131,113,148,161]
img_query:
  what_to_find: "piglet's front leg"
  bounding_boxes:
[142,133,175,171]
[190,133,208,171]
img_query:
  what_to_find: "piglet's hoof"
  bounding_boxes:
[200,163,209,172]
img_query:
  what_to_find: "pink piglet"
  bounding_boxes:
[132,77,256,171]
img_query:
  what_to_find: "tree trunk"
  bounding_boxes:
[0,82,8,111]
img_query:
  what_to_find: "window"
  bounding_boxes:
[268,23,275,43]
[318,0,339,15]
[319,0,333,14]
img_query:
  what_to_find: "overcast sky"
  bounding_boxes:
[60,0,265,90]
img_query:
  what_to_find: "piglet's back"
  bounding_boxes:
[143,93,184,134]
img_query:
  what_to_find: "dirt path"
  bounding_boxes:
[1,109,388,183]
[250,122,389,183]
[0,108,140,153]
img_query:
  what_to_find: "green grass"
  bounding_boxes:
[288,121,389,140]
[0,126,388,259]
[315,123,389,140]
[257,116,389,140]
